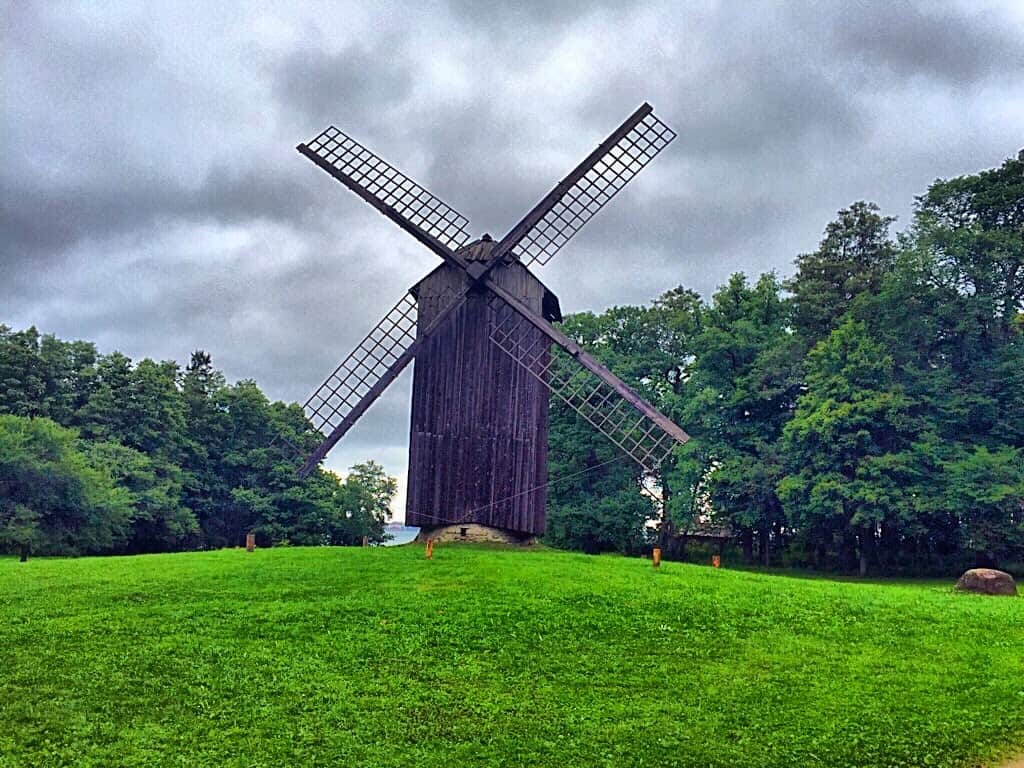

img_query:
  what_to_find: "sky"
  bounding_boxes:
[3,0,1023,518]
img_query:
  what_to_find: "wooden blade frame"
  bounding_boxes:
[486,290,688,472]
[298,127,472,254]
[296,293,419,476]
[478,103,676,275]
[293,103,685,476]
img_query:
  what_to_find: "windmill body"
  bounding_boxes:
[291,103,689,540]
[407,238,561,538]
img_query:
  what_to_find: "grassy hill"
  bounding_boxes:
[1,546,1022,768]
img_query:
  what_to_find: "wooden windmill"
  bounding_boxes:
[294,103,689,540]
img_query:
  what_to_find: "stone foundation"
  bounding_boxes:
[416,523,536,545]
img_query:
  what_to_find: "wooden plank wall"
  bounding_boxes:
[406,261,551,535]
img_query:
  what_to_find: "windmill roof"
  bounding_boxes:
[459,237,500,262]
[410,238,562,322]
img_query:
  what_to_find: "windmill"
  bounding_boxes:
[293,103,689,541]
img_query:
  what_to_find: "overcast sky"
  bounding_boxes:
[3,0,1023,517]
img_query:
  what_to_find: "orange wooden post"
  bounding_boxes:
[426,538,434,559]
[652,547,662,568]
[712,554,721,568]
[245,531,255,552]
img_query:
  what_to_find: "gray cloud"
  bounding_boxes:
[827,2,1024,85]
[272,37,414,133]
[3,0,1023,508]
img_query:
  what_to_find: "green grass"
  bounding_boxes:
[1,546,1022,768]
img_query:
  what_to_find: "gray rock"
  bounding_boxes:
[955,568,1018,596]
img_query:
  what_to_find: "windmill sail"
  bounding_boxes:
[298,127,472,253]
[488,103,676,269]
[296,283,478,477]
[486,293,687,472]
[296,293,420,476]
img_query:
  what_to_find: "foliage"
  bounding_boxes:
[545,313,668,554]
[785,201,896,345]
[1,546,1023,767]
[779,320,926,574]
[546,152,1022,573]
[673,273,800,564]
[942,445,1024,565]
[0,334,397,556]
[0,416,131,557]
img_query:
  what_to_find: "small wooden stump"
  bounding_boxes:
[712,554,721,568]
[245,532,255,552]
[426,538,434,559]
[652,547,662,568]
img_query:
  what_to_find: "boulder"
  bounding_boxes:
[955,568,1018,596]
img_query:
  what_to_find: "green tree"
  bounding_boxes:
[942,445,1024,568]
[779,320,928,575]
[83,440,199,553]
[0,326,47,418]
[0,415,131,558]
[545,401,655,554]
[786,201,896,345]
[544,308,675,554]
[677,273,800,564]
[914,154,1024,342]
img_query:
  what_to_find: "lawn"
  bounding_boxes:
[1,546,1022,767]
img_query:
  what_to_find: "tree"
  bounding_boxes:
[786,201,896,346]
[545,400,656,554]
[942,445,1024,568]
[0,326,46,418]
[779,320,927,575]
[676,273,801,564]
[914,154,1024,342]
[544,309,673,554]
[0,415,131,558]
[342,461,396,523]
[83,440,199,553]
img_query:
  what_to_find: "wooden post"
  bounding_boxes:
[245,531,256,552]
[652,547,661,568]
[426,538,434,559]
[712,554,721,568]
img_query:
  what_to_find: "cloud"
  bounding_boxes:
[3,0,1023,512]
[272,36,414,133]
[828,2,1024,85]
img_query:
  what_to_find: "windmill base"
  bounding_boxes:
[416,524,536,546]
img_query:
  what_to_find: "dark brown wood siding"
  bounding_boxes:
[405,261,551,534]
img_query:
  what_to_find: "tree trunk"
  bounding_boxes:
[760,527,770,567]
[19,543,29,563]
[659,514,674,553]
[858,525,872,577]
[772,517,784,553]
[840,533,858,573]
[741,528,753,564]
[813,542,825,570]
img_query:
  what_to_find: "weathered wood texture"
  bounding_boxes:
[406,258,553,535]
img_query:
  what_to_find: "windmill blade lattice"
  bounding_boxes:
[487,294,682,471]
[510,110,676,267]
[302,293,419,437]
[300,127,473,251]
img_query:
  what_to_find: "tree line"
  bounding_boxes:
[0,343,395,559]
[544,153,1023,575]
[3,153,1022,573]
